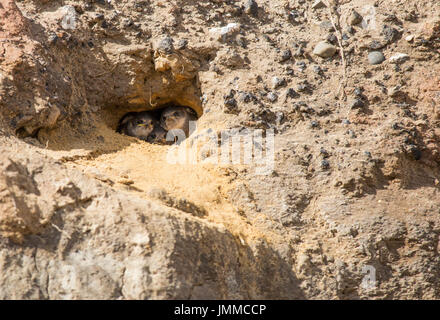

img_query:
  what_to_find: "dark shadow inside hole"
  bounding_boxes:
[116,103,199,145]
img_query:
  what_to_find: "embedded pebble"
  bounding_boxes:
[326,33,337,44]
[320,21,335,32]
[312,0,327,9]
[369,40,385,50]
[60,5,77,30]
[368,51,385,65]
[156,36,174,53]
[244,0,258,16]
[176,39,188,50]
[280,49,292,62]
[297,83,308,92]
[209,23,240,41]
[275,112,284,125]
[272,77,286,89]
[382,25,400,44]
[267,92,278,102]
[405,35,415,42]
[389,53,409,64]
[287,88,299,98]
[294,46,305,57]
[348,10,362,26]
[224,98,238,114]
[313,65,323,74]
[48,33,58,45]
[351,98,365,109]
[297,61,306,71]
[313,41,337,58]
[354,87,363,97]
[238,92,255,103]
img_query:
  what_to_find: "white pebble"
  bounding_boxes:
[389,53,410,64]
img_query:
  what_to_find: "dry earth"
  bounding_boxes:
[0,0,440,299]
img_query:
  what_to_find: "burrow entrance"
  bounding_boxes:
[101,96,202,144]
[102,102,202,133]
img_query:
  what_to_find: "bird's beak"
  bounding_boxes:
[137,123,146,127]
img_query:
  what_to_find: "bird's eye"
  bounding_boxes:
[136,120,143,124]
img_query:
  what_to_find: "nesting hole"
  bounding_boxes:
[102,102,200,145]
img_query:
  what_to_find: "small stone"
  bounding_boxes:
[297,83,308,92]
[224,98,238,114]
[275,112,284,125]
[135,4,143,12]
[225,98,237,107]
[312,0,327,9]
[287,88,299,98]
[313,41,337,58]
[224,89,236,100]
[405,35,415,42]
[122,18,133,28]
[294,46,304,57]
[369,40,386,50]
[311,120,319,128]
[209,23,240,41]
[48,33,58,45]
[326,33,338,44]
[388,86,402,97]
[288,10,301,23]
[348,10,362,26]
[272,77,286,89]
[408,145,422,160]
[313,65,323,74]
[73,5,84,14]
[382,25,400,44]
[244,0,258,16]
[348,129,357,138]
[350,98,365,109]
[320,21,335,32]
[354,87,363,97]
[368,51,385,65]
[60,5,78,30]
[321,160,330,169]
[92,13,104,21]
[176,39,188,50]
[389,53,410,64]
[280,49,292,62]
[342,119,351,125]
[267,92,278,102]
[297,61,306,71]
[156,36,174,53]
[238,92,254,103]
[237,36,247,48]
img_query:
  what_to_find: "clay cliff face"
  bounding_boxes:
[0,0,440,299]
